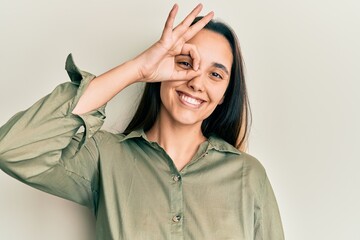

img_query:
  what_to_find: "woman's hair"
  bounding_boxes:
[124,17,251,151]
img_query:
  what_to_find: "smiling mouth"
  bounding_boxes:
[176,91,205,107]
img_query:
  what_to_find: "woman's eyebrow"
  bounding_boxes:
[212,62,229,75]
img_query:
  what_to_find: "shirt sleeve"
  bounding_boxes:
[254,173,285,240]
[0,54,106,212]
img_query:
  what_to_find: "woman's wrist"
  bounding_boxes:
[126,57,146,83]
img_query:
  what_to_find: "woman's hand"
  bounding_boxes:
[134,4,214,83]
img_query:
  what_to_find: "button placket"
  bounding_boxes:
[170,171,184,238]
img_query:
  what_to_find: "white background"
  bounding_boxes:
[1,0,359,239]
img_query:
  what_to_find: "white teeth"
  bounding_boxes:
[180,93,202,106]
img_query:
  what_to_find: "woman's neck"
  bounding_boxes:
[146,115,207,171]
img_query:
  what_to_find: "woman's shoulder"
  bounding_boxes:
[90,129,147,147]
[89,129,127,144]
[239,151,266,178]
[209,135,267,179]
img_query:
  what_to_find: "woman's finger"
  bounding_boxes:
[161,4,179,40]
[181,43,201,71]
[182,11,214,42]
[172,4,203,38]
[171,68,201,82]
[180,3,203,27]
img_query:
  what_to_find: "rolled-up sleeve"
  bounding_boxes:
[0,54,106,212]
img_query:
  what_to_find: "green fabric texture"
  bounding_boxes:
[0,55,284,240]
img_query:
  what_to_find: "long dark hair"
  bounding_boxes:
[124,17,251,151]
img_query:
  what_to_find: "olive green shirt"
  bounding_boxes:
[0,54,284,240]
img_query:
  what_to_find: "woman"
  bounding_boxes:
[0,4,284,239]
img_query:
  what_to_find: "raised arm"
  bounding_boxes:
[72,3,214,114]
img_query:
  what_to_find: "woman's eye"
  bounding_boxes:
[178,61,192,68]
[211,72,223,79]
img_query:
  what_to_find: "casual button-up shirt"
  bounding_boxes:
[0,54,284,240]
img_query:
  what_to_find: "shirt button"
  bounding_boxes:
[172,215,181,223]
[173,175,181,182]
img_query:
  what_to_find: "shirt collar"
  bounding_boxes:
[207,134,241,155]
[118,129,146,142]
[119,129,241,155]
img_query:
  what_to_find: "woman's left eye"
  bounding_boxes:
[179,62,192,68]
[211,72,223,79]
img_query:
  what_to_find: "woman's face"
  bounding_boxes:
[159,29,233,128]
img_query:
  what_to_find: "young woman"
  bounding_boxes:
[0,4,284,240]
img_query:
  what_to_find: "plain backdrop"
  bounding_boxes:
[1,0,359,239]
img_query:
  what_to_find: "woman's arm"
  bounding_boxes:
[0,57,105,211]
[72,3,214,115]
[254,174,285,240]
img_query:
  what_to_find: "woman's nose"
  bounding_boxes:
[187,73,205,92]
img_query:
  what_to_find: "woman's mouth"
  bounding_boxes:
[177,91,205,108]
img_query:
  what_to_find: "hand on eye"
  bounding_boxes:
[134,4,214,83]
